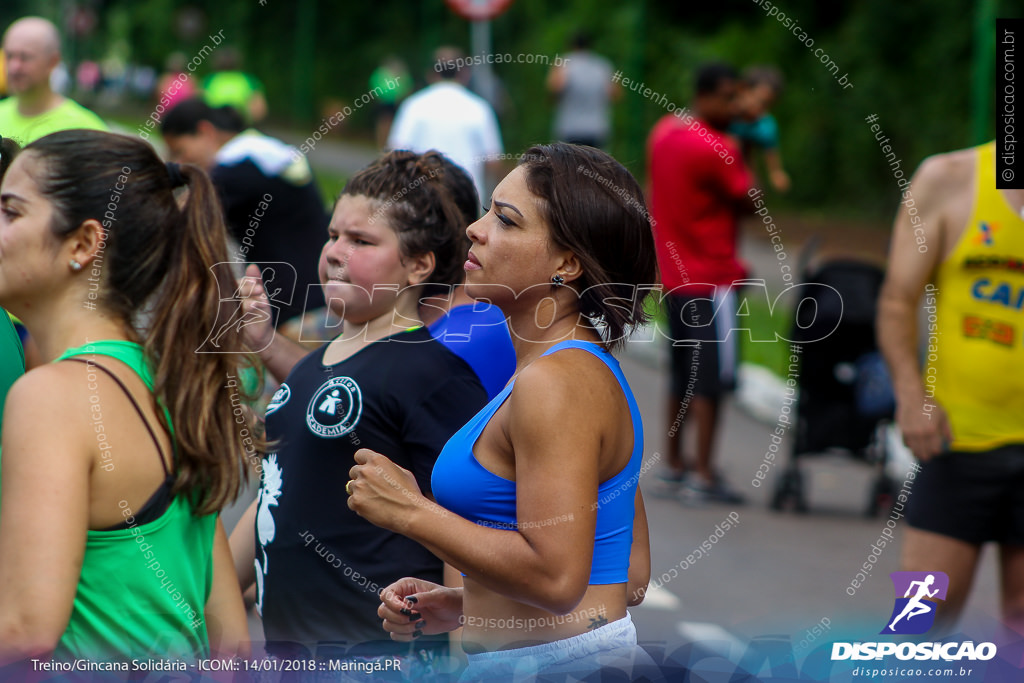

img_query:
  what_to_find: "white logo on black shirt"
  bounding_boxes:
[306,376,363,438]
[255,453,283,616]
[266,383,291,415]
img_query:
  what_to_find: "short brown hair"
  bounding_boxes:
[518,143,658,350]
[343,150,469,296]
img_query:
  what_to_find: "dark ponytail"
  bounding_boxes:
[146,163,262,512]
[27,129,261,514]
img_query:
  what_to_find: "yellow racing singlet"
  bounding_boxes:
[928,141,1024,451]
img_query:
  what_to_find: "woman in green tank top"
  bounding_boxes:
[0,311,25,431]
[0,130,263,665]
[0,139,25,425]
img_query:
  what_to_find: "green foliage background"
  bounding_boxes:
[3,0,1021,221]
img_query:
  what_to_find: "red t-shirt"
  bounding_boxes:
[647,114,752,294]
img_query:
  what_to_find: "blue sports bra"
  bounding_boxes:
[431,340,644,585]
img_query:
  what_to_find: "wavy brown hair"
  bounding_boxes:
[27,129,262,514]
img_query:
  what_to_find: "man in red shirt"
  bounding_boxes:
[647,62,753,503]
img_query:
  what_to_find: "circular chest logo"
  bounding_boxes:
[266,383,291,415]
[306,377,362,438]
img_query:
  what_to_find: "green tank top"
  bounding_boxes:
[0,311,25,432]
[52,340,215,661]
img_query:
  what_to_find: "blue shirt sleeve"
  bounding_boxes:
[428,303,516,399]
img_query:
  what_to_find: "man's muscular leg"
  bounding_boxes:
[999,545,1024,635]
[901,527,981,635]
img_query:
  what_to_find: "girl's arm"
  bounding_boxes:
[350,354,612,615]
[228,498,258,593]
[205,519,250,657]
[0,369,90,661]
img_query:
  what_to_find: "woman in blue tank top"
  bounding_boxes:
[347,143,659,678]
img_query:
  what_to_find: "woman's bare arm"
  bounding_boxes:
[228,498,258,593]
[205,520,251,657]
[350,354,619,615]
[0,369,91,661]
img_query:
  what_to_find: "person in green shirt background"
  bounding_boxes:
[202,47,267,126]
[370,55,411,149]
[0,16,107,146]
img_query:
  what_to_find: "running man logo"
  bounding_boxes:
[198,262,298,353]
[974,221,999,246]
[880,571,949,635]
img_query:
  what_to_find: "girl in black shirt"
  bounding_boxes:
[248,152,487,663]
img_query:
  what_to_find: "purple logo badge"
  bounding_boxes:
[881,571,949,635]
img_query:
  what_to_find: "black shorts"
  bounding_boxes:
[666,292,738,400]
[906,444,1024,545]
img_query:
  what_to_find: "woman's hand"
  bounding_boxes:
[378,578,463,641]
[347,449,433,533]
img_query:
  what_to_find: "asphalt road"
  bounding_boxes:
[616,345,1003,652]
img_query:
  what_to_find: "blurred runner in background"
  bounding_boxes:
[878,141,1024,635]
[161,98,328,326]
[202,47,267,125]
[370,56,411,150]
[0,16,106,145]
[547,31,620,149]
[388,46,503,203]
[647,62,753,504]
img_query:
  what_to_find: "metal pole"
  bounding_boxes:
[470,17,497,106]
[293,0,316,122]
[624,0,646,164]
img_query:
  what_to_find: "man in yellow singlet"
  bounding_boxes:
[879,141,1024,635]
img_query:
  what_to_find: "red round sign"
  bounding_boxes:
[444,0,514,21]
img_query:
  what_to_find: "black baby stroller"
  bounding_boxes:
[770,257,898,516]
